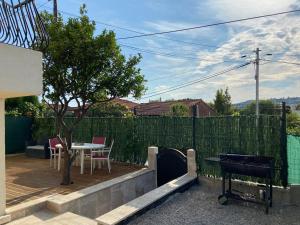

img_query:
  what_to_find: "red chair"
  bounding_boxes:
[49,138,60,169]
[92,136,106,145]
[83,137,107,162]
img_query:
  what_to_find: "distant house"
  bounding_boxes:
[111,98,139,111]
[134,99,216,117]
[49,98,139,117]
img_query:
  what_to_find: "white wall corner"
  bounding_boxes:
[147,146,158,171]
[147,146,158,187]
[187,149,197,178]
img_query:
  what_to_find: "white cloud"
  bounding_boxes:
[136,0,300,103]
[203,0,297,20]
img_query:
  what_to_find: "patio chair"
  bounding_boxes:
[82,136,107,161]
[92,136,106,145]
[49,137,61,169]
[90,139,114,174]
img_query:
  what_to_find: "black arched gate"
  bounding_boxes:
[157,148,187,186]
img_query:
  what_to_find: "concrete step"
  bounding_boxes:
[7,210,97,225]
[96,174,196,225]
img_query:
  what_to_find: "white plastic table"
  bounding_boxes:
[56,143,105,174]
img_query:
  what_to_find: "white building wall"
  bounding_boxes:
[0,43,43,98]
[0,100,5,215]
[0,43,43,223]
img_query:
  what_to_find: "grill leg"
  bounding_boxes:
[222,172,226,195]
[218,171,228,205]
[228,173,232,194]
[270,177,273,207]
[265,178,270,214]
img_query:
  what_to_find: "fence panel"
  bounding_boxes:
[288,135,300,184]
[5,116,32,154]
[70,117,193,164]
[195,116,281,184]
[34,115,282,184]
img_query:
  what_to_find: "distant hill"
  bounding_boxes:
[234,97,300,110]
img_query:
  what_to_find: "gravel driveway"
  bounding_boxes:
[128,184,300,225]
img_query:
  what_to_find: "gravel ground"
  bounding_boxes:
[128,185,300,225]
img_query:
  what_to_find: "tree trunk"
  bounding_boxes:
[55,117,61,136]
[61,128,74,185]
[56,113,83,185]
[61,150,71,185]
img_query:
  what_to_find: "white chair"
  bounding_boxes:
[90,139,114,174]
[49,138,60,169]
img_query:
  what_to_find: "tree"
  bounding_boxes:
[213,87,233,115]
[296,104,300,111]
[168,103,189,117]
[241,100,280,115]
[5,96,45,117]
[41,6,145,185]
[287,112,300,136]
[86,102,133,117]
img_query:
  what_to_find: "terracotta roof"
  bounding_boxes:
[111,98,138,110]
[48,98,138,112]
[135,99,216,117]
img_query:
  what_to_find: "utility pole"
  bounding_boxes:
[254,48,261,155]
[53,0,58,21]
[255,48,260,124]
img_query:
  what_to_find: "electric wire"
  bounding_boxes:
[39,5,236,50]
[261,59,300,66]
[119,10,300,40]
[142,62,251,99]
[120,44,244,64]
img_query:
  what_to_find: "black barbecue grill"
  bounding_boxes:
[209,154,275,214]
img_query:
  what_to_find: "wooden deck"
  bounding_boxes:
[6,155,142,207]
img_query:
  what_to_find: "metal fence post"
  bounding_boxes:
[280,102,288,188]
[90,111,94,140]
[192,105,197,151]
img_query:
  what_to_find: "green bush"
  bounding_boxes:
[287,112,300,136]
[32,118,56,144]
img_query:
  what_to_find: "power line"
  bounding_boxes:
[142,62,251,99]
[119,9,300,40]
[39,5,231,50]
[120,41,217,56]
[143,63,250,99]
[121,42,251,62]
[271,53,300,58]
[148,70,198,82]
[37,0,52,9]
[284,54,300,58]
[261,59,300,66]
[120,44,244,64]
[260,61,273,66]
[146,58,249,82]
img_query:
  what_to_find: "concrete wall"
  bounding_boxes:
[47,169,156,219]
[198,176,300,205]
[0,43,42,98]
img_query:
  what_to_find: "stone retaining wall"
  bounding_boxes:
[46,168,155,219]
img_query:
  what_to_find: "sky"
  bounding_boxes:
[35,0,300,104]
